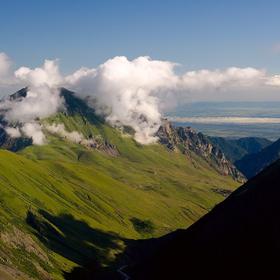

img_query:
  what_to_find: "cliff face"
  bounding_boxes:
[157,120,245,182]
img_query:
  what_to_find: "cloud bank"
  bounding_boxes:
[169,116,280,124]
[0,52,280,145]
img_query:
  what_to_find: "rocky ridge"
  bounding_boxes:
[157,119,245,182]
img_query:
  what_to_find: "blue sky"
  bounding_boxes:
[1,0,280,74]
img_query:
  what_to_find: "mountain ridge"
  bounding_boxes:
[0,88,239,279]
[158,120,245,182]
[0,88,244,182]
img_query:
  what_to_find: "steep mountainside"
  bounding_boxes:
[0,89,239,279]
[127,159,280,279]
[235,138,280,179]
[209,136,271,162]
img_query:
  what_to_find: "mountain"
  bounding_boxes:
[209,136,272,162]
[126,159,280,279]
[0,88,244,184]
[0,88,239,279]
[235,138,280,179]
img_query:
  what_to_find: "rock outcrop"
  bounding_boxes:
[157,120,245,182]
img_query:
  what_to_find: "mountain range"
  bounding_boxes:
[1,88,280,279]
[0,88,240,280]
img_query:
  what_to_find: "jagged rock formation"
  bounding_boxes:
[157,120,245,182]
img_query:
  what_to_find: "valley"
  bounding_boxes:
[0,89,239,279]
[1,2,279,279]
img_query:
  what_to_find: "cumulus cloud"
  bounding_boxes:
[15,59,63,88]
[11,59,64,122]
[0,59,64,145]
[180,67,265,90]
[266,75,280,86]
[66,56,178,144]
[65,58,275,143]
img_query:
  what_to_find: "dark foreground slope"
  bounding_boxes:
[127,159,280,279]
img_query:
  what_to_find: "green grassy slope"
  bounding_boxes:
[0,108,239,279]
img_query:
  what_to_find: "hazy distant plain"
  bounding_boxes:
[168,102,280,140]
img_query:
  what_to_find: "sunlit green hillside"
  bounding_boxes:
[0,91,239,279]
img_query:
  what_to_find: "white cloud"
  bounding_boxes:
[0,59,64,143]
[66,56,178,144]
[45,123,95,146]
[5,122,46,145]
[15,59,63,88]
[65,58,275,143]
[21,122,45,145]
[0,59,64,145]
[266,75,280,86]
[5,126,21,138]
[179,67,265,90]
[1,86,64,123]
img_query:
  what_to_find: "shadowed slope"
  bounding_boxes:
[128,160,280,279]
